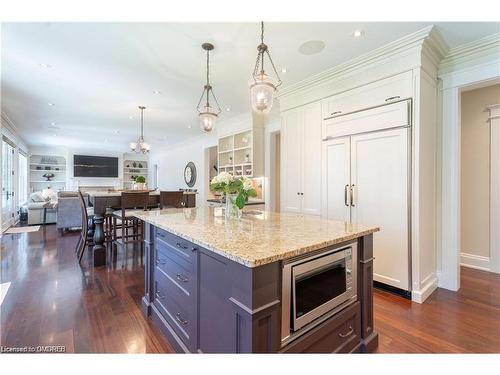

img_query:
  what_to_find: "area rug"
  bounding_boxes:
[0,282,11,306]
[4,225,40,234]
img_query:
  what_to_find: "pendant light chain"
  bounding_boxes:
[206,48,210,107]
[251,21,282,87]
[140,106,144,139]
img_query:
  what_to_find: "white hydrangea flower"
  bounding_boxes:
[242,177,253,191]
[212,171,233,185]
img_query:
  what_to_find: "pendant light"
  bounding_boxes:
[249,22,282,114]
[197,43,221,133]
[130,106,151,154]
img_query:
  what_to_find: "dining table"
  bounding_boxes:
[86,190,197,266]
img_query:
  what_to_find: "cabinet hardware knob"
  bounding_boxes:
[176,242,189,250]
[191,247,198,252]
[385,96,400,102]
[338,325,354,338]
[176,313,188,325]
[176,274,189,283]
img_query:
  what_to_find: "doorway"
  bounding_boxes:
[460,84,500,273]
[2,139,15,231]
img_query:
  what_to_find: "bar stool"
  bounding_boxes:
[112,191,149,249]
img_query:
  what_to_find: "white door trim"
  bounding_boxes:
[487,104,500,274]
[439,58,500,290]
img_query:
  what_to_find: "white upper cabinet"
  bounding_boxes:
[321,70,413,120]
[281,101,322,215]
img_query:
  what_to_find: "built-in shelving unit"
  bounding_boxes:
[123,159,148,188]
[217,128,263,178]
[29,154,67,192]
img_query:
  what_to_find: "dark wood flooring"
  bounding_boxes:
[1,225,499,353]
[0,225,173,353]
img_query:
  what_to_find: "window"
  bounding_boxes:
[18,151,28,206]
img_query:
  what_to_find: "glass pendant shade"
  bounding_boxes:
[130,106,150,154]
[249,22,281,115]
[249,73,276,114]
[199,105,218,132]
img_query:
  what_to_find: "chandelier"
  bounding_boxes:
[197,43,221,133]
[130,106,150,154]
[249,21,282,114]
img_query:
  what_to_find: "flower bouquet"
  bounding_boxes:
[210,172,257,219]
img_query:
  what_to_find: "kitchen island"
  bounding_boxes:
[133,206,379,353]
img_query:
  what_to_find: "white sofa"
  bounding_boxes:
[27,191,57,225]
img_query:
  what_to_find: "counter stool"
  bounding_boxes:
[112,191,149,249]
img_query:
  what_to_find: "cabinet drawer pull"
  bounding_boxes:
[176,313,188,325]
[176,274,189,283]
[176,242,188,250]
[338,325,354,338]
[385,95,400,102]
[344,185,349,207]
[155,291,165,300]
[350,185,355,207]
[330,111,342,115]
[156,258,167,266]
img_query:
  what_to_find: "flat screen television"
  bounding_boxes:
[73,155,119,178]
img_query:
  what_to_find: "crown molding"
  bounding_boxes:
[1,111,29,150]
[278,26,444,100]
[439,33,500,75]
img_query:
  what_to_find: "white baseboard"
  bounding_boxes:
[460,252,490,272]
[411,274,438,304]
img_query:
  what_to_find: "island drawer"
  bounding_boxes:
[282,301,361,353]
[153,267,195,347]
[155,247,195,298]
[156,228,197,264]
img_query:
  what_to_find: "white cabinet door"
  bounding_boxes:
[322,137,351,222]
[301,102,322,215]
[281,108,302,213]
[350,128,409,290]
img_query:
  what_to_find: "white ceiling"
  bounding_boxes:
[2,22,499,152]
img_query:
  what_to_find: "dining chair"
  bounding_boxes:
[112,191,149,248]
[76,191,95,263]
[159,191,185,209]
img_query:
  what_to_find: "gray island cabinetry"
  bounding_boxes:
[133,207,379,353]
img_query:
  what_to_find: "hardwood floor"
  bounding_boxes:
[0,225,173,353]
[374,267,500,353]
[1,225,499,353]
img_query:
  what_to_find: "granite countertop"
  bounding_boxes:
[131,206,379,268]
[207,198,265,206]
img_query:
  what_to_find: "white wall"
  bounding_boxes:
[460,84,500,269]
[28,145,148,191]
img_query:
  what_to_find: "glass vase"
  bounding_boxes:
[225,193,242,220]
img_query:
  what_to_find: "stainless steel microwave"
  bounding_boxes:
[281,242,357,343]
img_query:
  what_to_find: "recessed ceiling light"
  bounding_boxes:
[298,40,325,55]
[39,63,51,68]
[52,133,57,137]
[353,30,364,38]
[187,125,192,129]
[281,68,288,73]
[114,130,120,134]
[129,116,134,120]
[226,108,231,112]
[48,102,55,106]
[50,122,56,125]
[153,90,161,94]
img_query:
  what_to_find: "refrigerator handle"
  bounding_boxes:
[344,185,350,207]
